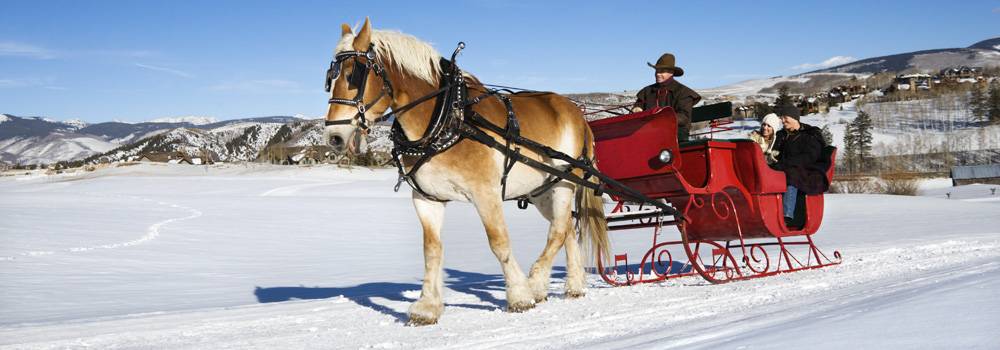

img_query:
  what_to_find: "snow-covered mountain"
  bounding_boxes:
[87,119,325,164]
[0,114,112,165]
[0,134,117,165]
[810,37,1000,74]
[147,116,219,125]
[0,114,315,165]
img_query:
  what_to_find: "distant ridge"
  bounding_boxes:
[808,37,1000,74]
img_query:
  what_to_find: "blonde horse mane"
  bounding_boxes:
[336,29,443,85]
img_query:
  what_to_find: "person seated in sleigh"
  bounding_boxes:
[749,113,781,166]
[771,105,830,228]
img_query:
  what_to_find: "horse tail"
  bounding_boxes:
[576,126,609,267]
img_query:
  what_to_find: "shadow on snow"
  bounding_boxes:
[253,267,568,322]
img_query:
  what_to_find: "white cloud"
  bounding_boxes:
[0,41,56,59]
[0,77,53,88]
[209,79,305,93]
[791,56,857,70]
[86,49,158,58]
[134,63,194,78]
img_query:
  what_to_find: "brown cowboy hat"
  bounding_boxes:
[647,53,684,76]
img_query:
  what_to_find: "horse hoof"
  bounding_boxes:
[533,295,548,304]
[406,316,439,326]
[565,290,585,299]
[507,301,535,313]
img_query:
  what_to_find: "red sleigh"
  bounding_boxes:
[588,104,840,285]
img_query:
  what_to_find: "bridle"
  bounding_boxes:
[324,43,394,131]
[323,42,465,134]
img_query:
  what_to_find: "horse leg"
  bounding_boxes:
[406,193,447,326]
[527,183,574,303]
[473,193,535,312]
[562,212,586,298]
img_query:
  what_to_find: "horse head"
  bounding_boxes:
[324,18,393,154]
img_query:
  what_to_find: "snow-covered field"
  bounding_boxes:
[1,163,999,349]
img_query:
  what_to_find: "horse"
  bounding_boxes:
[324,18,608,326]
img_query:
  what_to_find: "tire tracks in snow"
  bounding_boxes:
[0,193,202,261]
[258,181,347,197]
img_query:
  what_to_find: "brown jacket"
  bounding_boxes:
[635,79,701,140]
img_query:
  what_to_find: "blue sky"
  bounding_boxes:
[1,0,998,123]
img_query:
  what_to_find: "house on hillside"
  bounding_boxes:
[735,104,753,118]
[138,151,213,165]
[892,73,934,92]
[262,145,335,165]
[168,157,193,165]
[138,152,175,163]
[940,66,983,84]
[951,164,1000,186]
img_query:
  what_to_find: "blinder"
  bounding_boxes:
[324,44,393,131]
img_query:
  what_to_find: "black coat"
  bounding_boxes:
[772,123,830,194]
[635,79,702,134]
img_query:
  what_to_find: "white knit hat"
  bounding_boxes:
[761,113,781,132]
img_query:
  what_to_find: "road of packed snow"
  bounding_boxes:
[1,163,998,349]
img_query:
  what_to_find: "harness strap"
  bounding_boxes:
[462,112,685,221]
[498,94,521,200]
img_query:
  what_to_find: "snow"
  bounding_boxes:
[0,135,117,165]
[698,76,809,100]
[0,114,9,123]
[920,182,1000,202]
[1,163,999,348]
[148,116,219,125]
[61,119,87,129]
[31,117,57,123]
[697,73,867,101]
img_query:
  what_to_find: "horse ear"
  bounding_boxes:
[340,23,352,37]
[353,17,372,51]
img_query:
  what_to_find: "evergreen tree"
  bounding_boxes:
[752,102,773,120]
[852,111,874,171]
[988,82,1000,125]
[842,122,857,173]
[970,85,988,124]
[775,85,793,108]
[820,124,834,146]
